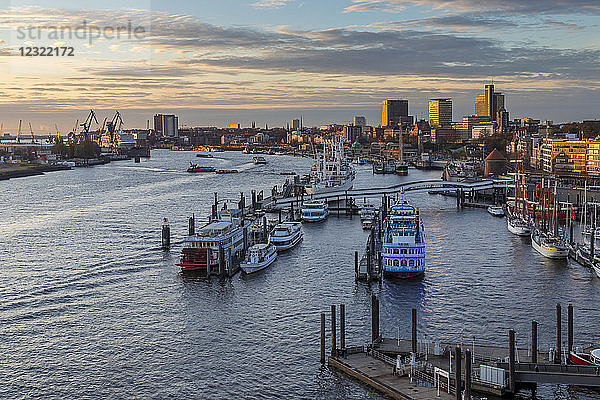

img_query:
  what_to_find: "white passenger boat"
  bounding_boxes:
[305,135,355,195]
[240,243,277,274]
[593,260,600,278]
[487,205,505,217]
[531,229,568,259]
[360,202,377,230]
[507,216,530,236]
[301,200,329,222]
[382,201,426,279]
[269,222,303,251]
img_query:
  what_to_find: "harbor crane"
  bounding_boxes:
[28,122,34,143]
[17,119,22,144]
[106,111,124,146]
[80,109,99,141]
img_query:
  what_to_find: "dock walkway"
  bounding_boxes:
[329,353,454,400]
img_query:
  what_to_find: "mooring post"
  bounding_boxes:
[161,219,171,249]
[531,320,538,364]
[251,190,257,210]
[331,305,337,357]
[568,303,574,363]
[456,189,460,208]
[320,313,326,364]
[262,216,268,242]
[354,251,359,280]
[555,303,562,364]
[454,346,462,400]
[340,303,346,352]
[188,214,195,236]
[508,329,516,393]
[411,308,417,354]
[464,349,472,400]
[337,196,340,217]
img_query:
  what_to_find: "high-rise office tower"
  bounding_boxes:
[154,114,179,137]
[428,98,452,127]
[382,99,409,127]
[474,84,505,119]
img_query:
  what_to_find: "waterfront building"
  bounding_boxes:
[154,114,179,137]
[382,99,410,127]
[428,98,452,127]
[540,138,588,174]
[471,123,496,139]
[484,149,508,176]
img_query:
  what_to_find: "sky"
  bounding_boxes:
[0,0,598,133]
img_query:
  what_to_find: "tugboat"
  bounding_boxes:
[382,200,426,279]
[301,200,329,222]
[395,163,409,176]
[269,222,303,251]
[240,243,277,274]
[215,169,239,174]
[187,162,215,173]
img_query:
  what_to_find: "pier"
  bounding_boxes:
[322,298,600,399]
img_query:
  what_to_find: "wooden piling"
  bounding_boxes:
[331,305,337,357]
[340,303,346,351]
[508,329,516,394]
[320,313,326,364]
[531,320,538,364]
[188,214,195,236]
[568,303,574,362]
[161,219,170,249]
[454,346,462,400]
[263,216,268,243]
[354,251,359,280]
[411,308,417,354]
[555,303,562,364]
[464,349,472,400]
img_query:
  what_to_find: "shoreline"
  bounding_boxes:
[0,164,73,181]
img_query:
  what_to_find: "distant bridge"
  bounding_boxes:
[272,179,509,207]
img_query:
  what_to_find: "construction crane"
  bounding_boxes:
[80,109,98,141]
[17,119,22,144]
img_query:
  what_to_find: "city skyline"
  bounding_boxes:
[0,0,598,132]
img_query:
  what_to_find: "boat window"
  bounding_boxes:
[401,249,407,254]
[393,259,399,267]
[409,260,414,267]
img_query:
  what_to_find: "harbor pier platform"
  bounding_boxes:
[322,298,600,399]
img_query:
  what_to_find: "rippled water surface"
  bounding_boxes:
[1,150,599,399]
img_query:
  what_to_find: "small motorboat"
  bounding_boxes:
[487,205,505,217]
[507,216,530,236]
[253,156,267,165]
[240,243,277,274]
[279,171,296,176]
[570,349,600,366]
[196,153,213,158]
[187,163,215,173]
[215,169,239,174]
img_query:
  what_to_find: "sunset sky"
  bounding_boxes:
[0,0,598,133]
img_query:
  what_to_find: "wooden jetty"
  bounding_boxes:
[322,298,600,399]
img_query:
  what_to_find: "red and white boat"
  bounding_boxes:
[570,349,600,366]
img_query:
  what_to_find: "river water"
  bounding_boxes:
[1,150,599,400]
